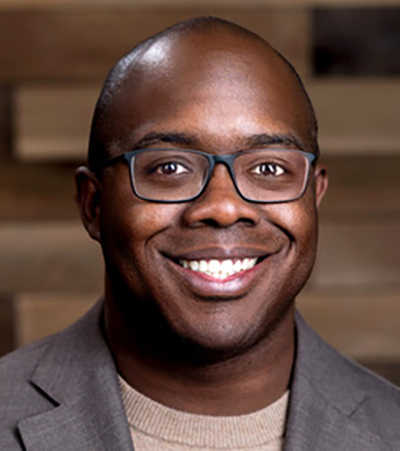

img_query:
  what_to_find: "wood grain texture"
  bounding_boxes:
[15,85,98,161]
[298,289,400,361]
[313,219,400,288]
[0,163,78,220]
[0,222,103,292]
[313,8,400,76]
[0,294,15,357]
[0,0,398,9]
[14,292,96,347]
[308,80,400,154]
[0,86,12,161]
[0,8,309,82]
[320,155,400,217]
[15,81,400,161]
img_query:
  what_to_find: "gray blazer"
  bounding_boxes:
[1,301,400,450]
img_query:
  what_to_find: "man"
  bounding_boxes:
[1,16,400,451]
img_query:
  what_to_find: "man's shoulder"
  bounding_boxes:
[0,300,103,388]
[288,314,400,448]
[0,302,107,449]
[0,331,66,408]
[0,335,52,380]
[295,313,400,435]
[299,313,400,396]
[327,339,400,417]
[0,335,59,449]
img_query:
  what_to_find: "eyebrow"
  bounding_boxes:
[132,132,198,149]
[244,133,305,151]
[131,131,305,151]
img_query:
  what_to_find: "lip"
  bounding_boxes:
[162,247,274,300]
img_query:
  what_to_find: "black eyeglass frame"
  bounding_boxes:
[95,148,317,204]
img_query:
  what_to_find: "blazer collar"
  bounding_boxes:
[284,313,389,451]
[18,301,134,451]
[17,304,390,451]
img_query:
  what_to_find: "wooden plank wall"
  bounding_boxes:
[0,1,399,385]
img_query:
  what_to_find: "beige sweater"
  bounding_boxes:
[119,376,288,450]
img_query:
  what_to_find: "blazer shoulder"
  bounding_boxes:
[292,314,400,447]
[343,352,400,412]
[0,336,57,449]
[296,313,400,436]
[0,334,52,383]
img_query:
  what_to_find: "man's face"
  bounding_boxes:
[89,32,327,356]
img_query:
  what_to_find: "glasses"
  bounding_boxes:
[96,148,316,203]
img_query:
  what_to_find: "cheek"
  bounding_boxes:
[264,190,319,264]
[99,168,183,246]
[126,202,184,243]
[99,196,185,299]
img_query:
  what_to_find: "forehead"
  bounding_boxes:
[104,30,313,153]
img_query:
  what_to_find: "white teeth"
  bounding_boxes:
[221,260,233,273]
[209,260,219,273]
[233,260,242,272]
[243,258,253,270]
[179,258,258,279]
[189,260,199,271]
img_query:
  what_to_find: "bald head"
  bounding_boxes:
[88,16,319,170]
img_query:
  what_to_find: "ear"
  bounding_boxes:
[75,166,102,242]
[313,162,328,208]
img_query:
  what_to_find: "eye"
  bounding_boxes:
[252,163,286,177]
[156,161,189,175]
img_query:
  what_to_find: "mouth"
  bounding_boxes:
[178,257,261,281]
[162,248,275,299]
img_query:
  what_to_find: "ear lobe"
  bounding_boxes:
[75,166,102,242]
[313,162,328,208]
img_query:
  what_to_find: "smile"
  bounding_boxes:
[178,258,258,280]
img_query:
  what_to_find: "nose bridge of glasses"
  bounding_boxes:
[206,153,240,193]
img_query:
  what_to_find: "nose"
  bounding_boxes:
[182,163,261,228]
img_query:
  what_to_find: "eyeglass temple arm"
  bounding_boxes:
[92,153,127,173]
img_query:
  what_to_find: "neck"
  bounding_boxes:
[104,292,295,416]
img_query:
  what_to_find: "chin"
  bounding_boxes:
[167,299,294,365]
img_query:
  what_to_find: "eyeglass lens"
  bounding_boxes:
[131,149,310,202]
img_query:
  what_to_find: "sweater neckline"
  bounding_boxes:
[119,376,289,448]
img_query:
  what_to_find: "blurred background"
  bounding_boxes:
[0,0,399,384]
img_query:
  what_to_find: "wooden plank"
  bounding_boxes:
[0,86,12,162]
[320,155,400,217]
[298,290,400,361]
[14,292,96,347]
[313,220,400,289]
[0,8,309,82]
[0,162,78,220]
[313,8,400,76]
[0,294,15,357]
[16,80,400,161]
[308,80,400,155]
[0,222,103,292]
[15,85,98,161]
[0,0,398,9]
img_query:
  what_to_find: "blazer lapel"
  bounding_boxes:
[284,313,389,451]
[17,301,134,451]
[284,372,388,451]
